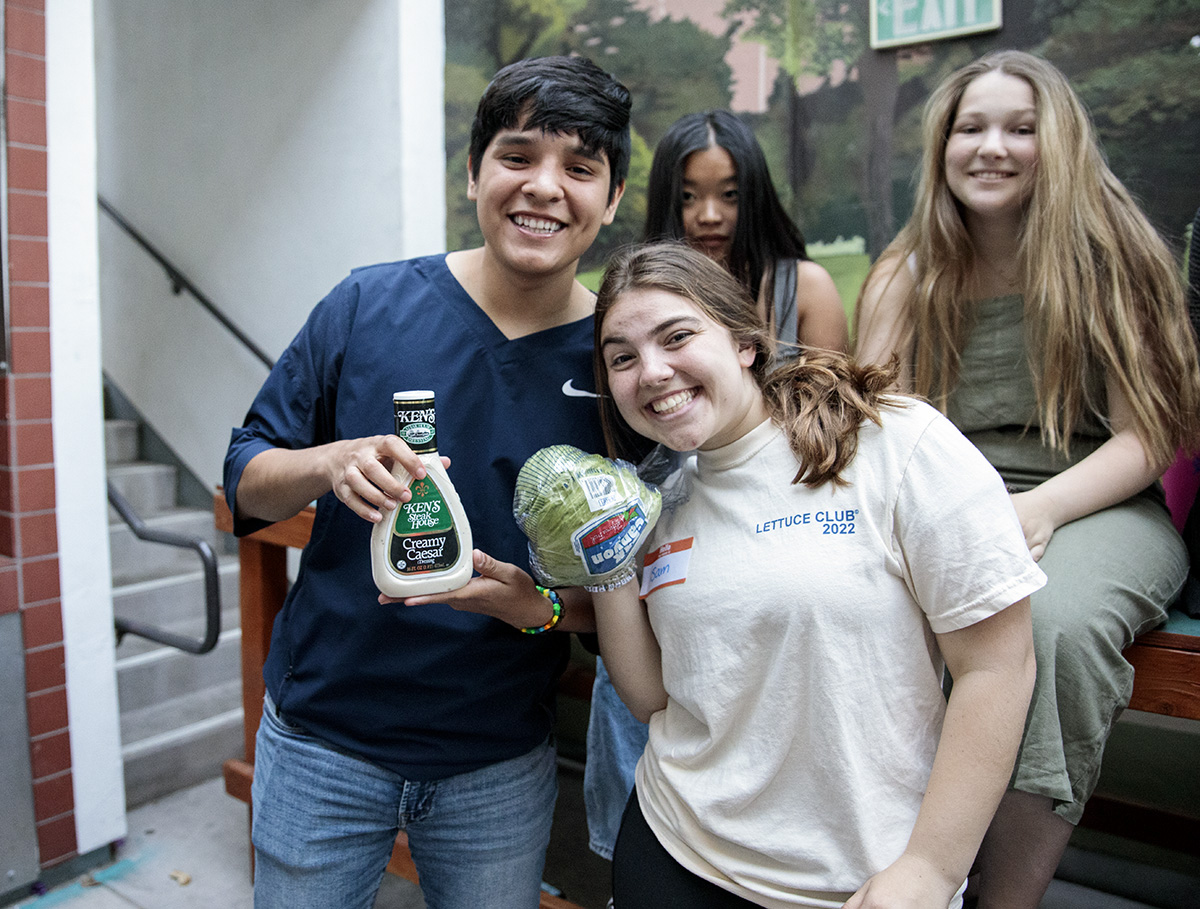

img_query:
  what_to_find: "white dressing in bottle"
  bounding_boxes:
[371,391,474,597]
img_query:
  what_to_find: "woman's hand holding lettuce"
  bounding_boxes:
[513,445,661,591]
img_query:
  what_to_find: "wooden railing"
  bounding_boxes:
[214,491,1200,875]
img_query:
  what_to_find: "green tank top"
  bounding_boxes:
[944,294,1109,490]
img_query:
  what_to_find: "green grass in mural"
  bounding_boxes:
[578,268,603,293]
[809,251,871,333]
[580,253,870,332]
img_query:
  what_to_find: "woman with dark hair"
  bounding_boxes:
[644,110,848,353]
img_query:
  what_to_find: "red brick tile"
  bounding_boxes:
[0,419,11,466]
[36,814,77,867]
[27,687,67,737]
[0,373,9,419]
[8,191,47,237]
[22,555,58,603]
[5,51,45,102]
[24,642,64,695]
[0,563,17,613]
[0,514,14,559]
[12,375,51,419]
[18,511,57,556]
[9,1,46,13]
[21,600,63,646]
[9,238,49,282]
[0,467,11,512]
[29,729,70,779]
[18,466,55,511]
[32,771,73,821]
[14,420,54,467]
[8,284,49,328]
[6,6,45,57]
[9,328,50,374]
[7,146,46,192]
[5,98,45,147]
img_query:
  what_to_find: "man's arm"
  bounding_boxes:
[387,549,598,633]
[235,436,434,525]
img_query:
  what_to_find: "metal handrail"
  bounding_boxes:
[108,482,221,655]
[97,195,276,370]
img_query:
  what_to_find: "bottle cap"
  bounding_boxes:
[393,391,437,453]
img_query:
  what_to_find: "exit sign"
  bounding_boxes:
[870,0,1002,49]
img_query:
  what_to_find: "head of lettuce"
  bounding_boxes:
[513,445,662,591]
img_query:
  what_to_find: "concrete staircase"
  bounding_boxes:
[106,416,243,808]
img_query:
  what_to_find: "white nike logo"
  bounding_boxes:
[562,379,599,398]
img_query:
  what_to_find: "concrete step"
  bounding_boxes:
[103,405,248,808]
[107,460,179,519]
[109,507,234,585]
[115,626,242,713]
[112,561,240,648]
[105,418,139,464]
[120,678,244,808]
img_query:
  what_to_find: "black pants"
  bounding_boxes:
[611,788,761,908]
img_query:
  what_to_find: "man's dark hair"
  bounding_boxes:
[468,56,632,202]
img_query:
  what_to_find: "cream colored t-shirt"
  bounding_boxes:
[635,404,1045,908]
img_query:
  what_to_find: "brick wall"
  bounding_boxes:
[0,0,78,870]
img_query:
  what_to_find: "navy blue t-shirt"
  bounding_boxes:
[224,254,605,779]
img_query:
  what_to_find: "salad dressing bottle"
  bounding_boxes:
[371,391,473,597]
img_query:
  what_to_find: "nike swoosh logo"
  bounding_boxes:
[562,379,600,398]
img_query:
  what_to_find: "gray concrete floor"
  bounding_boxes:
[5,766,1197,909]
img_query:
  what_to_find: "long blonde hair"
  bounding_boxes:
[596,242,900,486]
[865,50,1200,464]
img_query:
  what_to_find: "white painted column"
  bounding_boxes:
[46,0,127,851]
[398,0,446,257]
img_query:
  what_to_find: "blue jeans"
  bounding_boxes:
[251,695,557,909]
[583,657,649,860]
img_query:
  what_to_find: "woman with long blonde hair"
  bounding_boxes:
[857,49,1200,907]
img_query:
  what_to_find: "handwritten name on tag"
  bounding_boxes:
[640,538,693,597]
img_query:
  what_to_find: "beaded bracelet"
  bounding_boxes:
[520,586,563,634]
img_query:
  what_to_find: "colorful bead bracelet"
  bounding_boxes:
[521,585,563,634]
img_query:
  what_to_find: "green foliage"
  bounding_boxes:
[444,0,733,256]
[447,0,589,69]
[443,62,490,252]
[1040,1,1200,233]
[808,251,870,330]
[443,0,1200,264]
[725,0,867,78]
[558,0,733,147]
[581,126,653,271]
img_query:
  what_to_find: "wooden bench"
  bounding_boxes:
[1081,622,1200,855]
[214,492,1200,882]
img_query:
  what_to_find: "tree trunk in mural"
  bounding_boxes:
[858,47,898,261]
[787,81,813,220]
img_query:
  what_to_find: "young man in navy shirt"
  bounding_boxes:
[224,56,629,909]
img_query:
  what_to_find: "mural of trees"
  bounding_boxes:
[445,0,732,267]
[445,0,1200,267]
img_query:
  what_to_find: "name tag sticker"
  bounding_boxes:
[640,537,693,597]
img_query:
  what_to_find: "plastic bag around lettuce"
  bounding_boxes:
[514,445,662,591]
